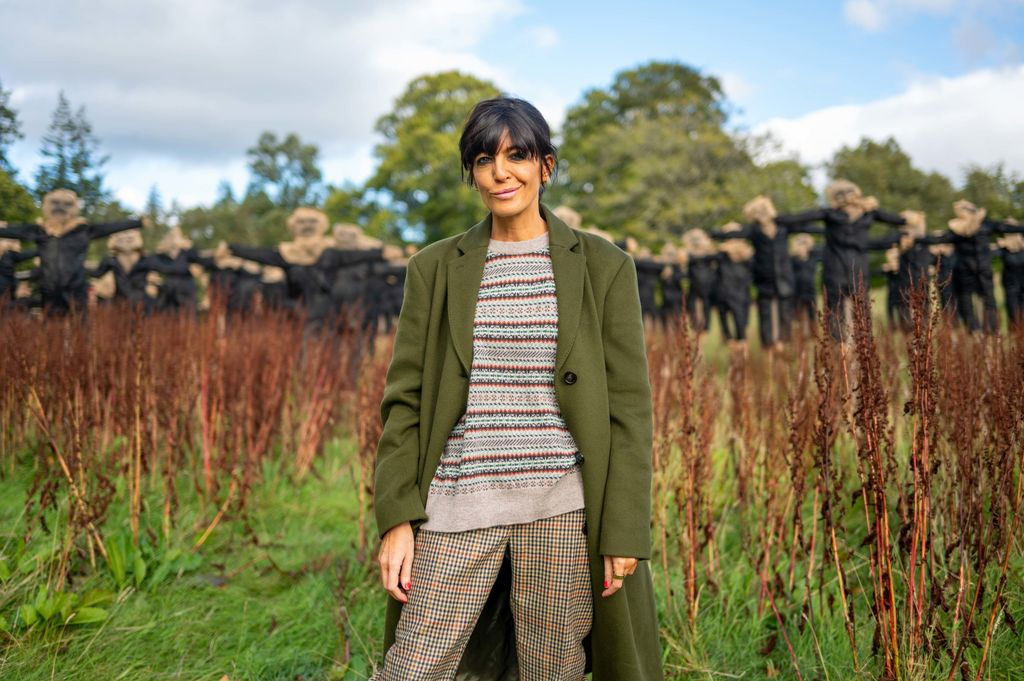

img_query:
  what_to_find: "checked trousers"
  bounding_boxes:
[372,508,592,681]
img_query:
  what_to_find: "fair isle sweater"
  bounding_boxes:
[421,231,585,532]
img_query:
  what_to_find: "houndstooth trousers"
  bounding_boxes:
[372,508,593,681]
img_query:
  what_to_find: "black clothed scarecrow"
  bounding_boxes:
[0,189,143,314]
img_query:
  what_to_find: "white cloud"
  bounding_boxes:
[719,71,754,104]
[0,0,527,207]
[756,65,1024,189]
[843,0,964,31]
[527,25,559,49]
[844,0,888,31]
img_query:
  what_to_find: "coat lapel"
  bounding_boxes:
[544,205,585,373]
[447,216,491,376]
[446,206,585,377]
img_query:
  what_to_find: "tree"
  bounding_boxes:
[34,91,111,216]
[0,168,37,224]
[246,132,324,209]
[552,61,807,243]
[959,163,1023,219]
[0,77,23,174]
[826,137,956,225]
[323,182,400,243]
[367,70,501,242]
[176,190,289,248]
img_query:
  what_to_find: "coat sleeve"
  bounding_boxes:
[373,256,431,538]
[598,256,653,560]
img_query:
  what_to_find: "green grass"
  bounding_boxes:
[2,436,1022,680]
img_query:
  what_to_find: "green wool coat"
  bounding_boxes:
[373,204,664,680]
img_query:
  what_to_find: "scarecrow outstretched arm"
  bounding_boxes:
[776,208,828,226]
[872,210,906,228]
[0,224,39,241]
[228,244,288,269]
[13,249,38,264]
[85,257,114,278]
[709,223,755,240]
[87,218,144,240]
[318,247,384,271]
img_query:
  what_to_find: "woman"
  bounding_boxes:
[372,96,663,680]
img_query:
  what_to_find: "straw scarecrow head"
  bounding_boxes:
[681,228,716,257]
[279,209,332,265]
[155,228,193,258]
[743,195,778,237]
[107,229,144,255]
[948,200,986,237]
[332,222,383,250]
[826,180,862,210]
[553,205,583,230]
[900,210,927,240]
[40,189,87,237]
[287,208,329,240]
[717,222,754,262]
[584,225,614,242]
[659,241,688,268]
[826,179,873,221]
[789,233,814,260]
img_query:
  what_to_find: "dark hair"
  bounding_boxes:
[459,96,557,188]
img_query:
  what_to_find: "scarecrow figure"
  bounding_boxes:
[0,189,143,314]
[204,242,262,316]
[789,233,821,331]
[711,195,823,348]
[714,223,755,347]
[229,208,338,329]
[775,180,906,340]
[0,233,37,308]
[656,242,687,325]
[997,229,1024,325]
[145,228,209,313]
[681,228,718,333]
[890,210,935,328]
[919,200,1024,332]
[86,228,150,308]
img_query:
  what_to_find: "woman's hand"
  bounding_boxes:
[378,521,414,603]
[601,554,638,598]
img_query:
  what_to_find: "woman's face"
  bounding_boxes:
[471,132,553,221]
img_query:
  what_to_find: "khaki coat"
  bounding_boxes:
[374,204,663,680]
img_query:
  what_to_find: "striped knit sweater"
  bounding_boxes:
[421,231,585,532]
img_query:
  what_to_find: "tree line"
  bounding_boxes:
[2,62,1022,250]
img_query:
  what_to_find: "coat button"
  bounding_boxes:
[563,371,577,385]
[575,452,585,465]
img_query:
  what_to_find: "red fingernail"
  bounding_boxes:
[604,580,609,588]
[404,582,411,590]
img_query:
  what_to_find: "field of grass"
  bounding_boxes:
[3,436,1020,680]
[1,294,1022,680]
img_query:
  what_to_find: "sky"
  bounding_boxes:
[1,0,1022,211]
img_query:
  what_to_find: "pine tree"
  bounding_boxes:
[0,77,23,174]
[34,91,111,216]
[145,184,164,228]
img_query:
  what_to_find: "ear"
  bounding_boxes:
[542,154,555,182]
